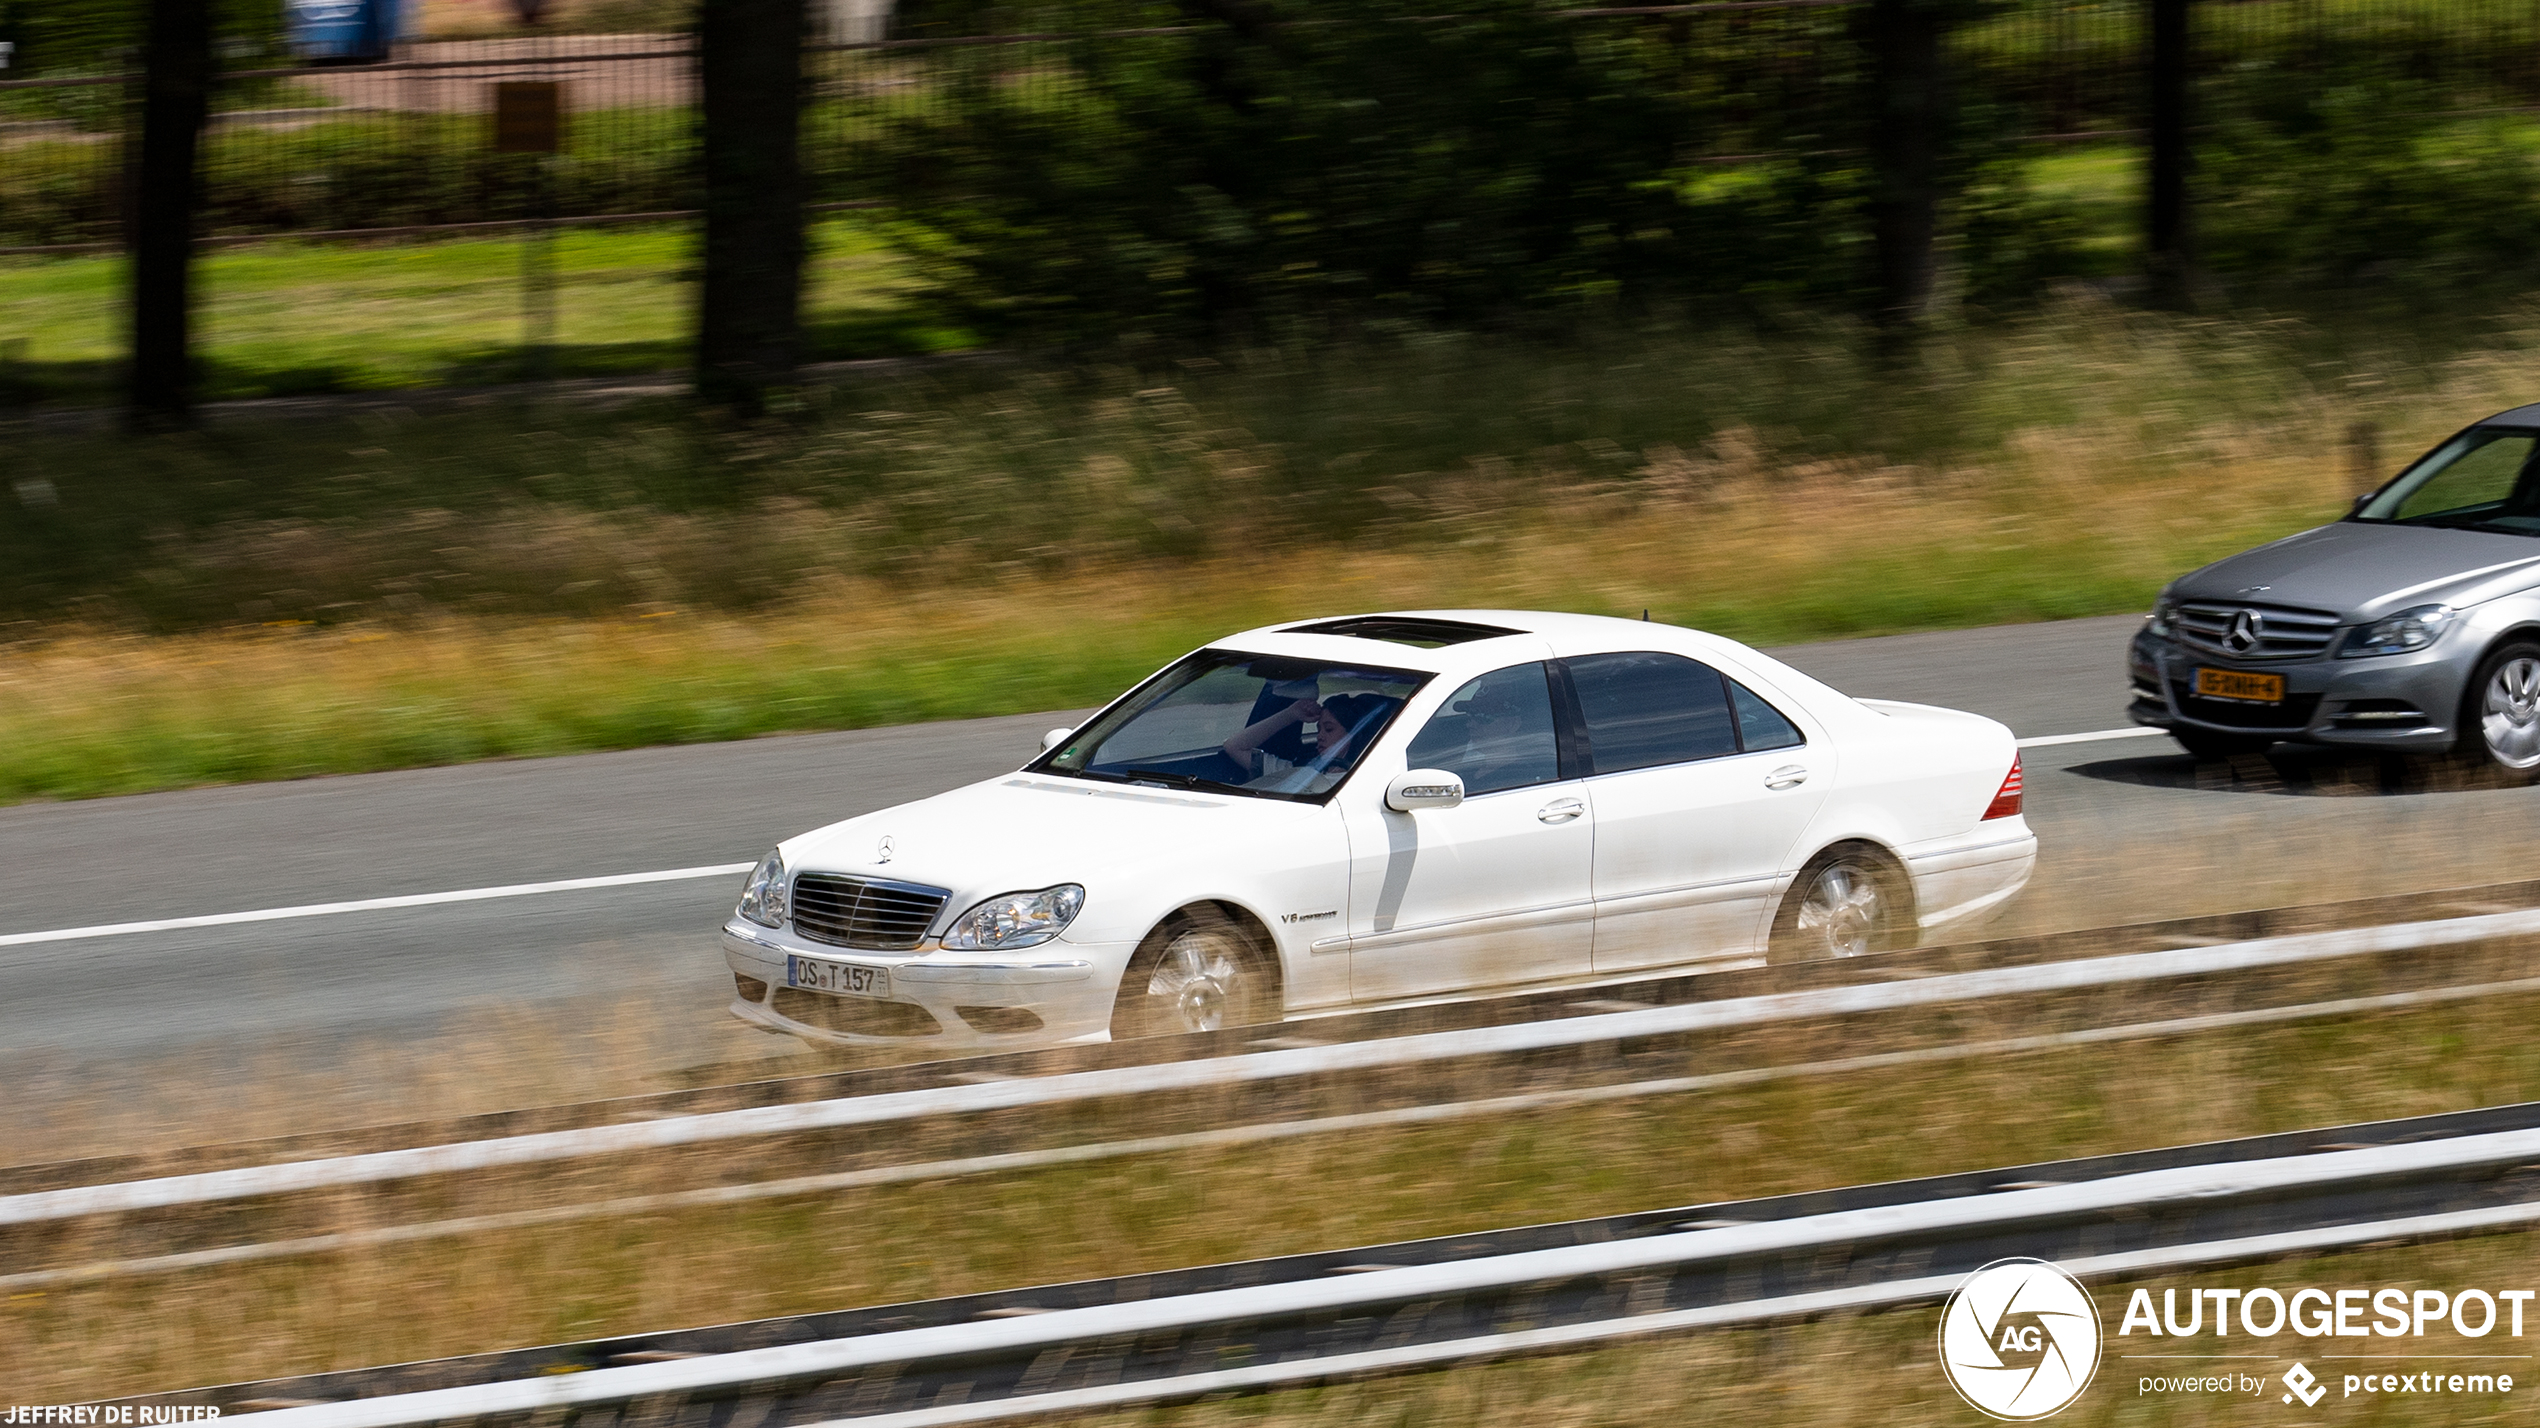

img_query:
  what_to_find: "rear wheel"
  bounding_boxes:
[1109,907,1278,1040]
[2172,728,2274,760]
[2455,640,2540,782]
[1768,845,1913,964]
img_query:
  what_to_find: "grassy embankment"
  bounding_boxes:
[0,217,966,397]
[6,968,2539,1401]
[9,288,2540,804]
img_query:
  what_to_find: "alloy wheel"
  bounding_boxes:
[2483,656,2540,769]
[1144,929,1251,1033]
[1795,860,1885,958]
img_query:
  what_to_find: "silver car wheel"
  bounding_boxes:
[1142,929,1250,1034]
[1795,860,1884,958]
[2483,656,2540,770]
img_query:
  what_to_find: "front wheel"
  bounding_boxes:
[1768,846,1913,964]
[2455,640,2540,782]
[1109,907,1278,1040]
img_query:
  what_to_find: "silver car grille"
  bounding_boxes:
[2172,601,2342,661]
[791,874,951,951]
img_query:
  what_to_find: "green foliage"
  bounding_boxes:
[849,0,1890,340]
[2198,68,2540,284]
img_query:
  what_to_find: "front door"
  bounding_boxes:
[1343,661,1597,1000]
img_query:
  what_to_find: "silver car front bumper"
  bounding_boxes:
[2126,627,2465,751]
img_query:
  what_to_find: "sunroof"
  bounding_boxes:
[1283,616,1525,648]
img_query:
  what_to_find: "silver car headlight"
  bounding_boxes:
[941,884,1085,950]
[737,848,788,929]
[2145,595,2178,639]
[2338,604,2455,659]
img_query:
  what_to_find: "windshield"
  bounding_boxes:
[2356,428,2540,533]
[1034,650,1428,801]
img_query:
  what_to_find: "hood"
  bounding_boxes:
[781,774,1322,925]
[2174,521,2540,620]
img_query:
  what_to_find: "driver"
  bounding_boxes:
[1223,690,1390,785]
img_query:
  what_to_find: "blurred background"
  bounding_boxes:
[12,0,2540,1415]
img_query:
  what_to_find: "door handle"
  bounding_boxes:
[1765,765,1808,790]
[1537,798,1585,824]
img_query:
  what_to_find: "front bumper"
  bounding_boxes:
[721,918,1134,1049]
[2125,627,2465,752]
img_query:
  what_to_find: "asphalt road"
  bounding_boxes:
[9,610,2535,1148]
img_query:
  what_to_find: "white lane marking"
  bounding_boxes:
[2018,726,2169,749]
[0,863,756,949]
[0,726,2154,948]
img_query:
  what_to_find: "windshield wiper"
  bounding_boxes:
[1122,767,1250,794]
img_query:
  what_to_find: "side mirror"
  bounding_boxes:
[1386,768,1465,812]
[2350,493,2373,516]
[1040,726,1075,754]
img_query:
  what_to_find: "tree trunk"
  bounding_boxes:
[128,0,211,424]
[1862,0,1945,336]
[2145,0,2193,307]
[694,0,807,410]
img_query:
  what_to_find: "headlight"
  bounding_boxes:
[2338,604,2455,659]
[737,848,788,928]
[942,884,1085,950]
[2146,595,2178,638]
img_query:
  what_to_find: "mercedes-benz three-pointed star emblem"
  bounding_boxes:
[2223,608,2266,655]
[876,835,895,864]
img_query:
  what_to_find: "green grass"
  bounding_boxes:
[0,215,969,399]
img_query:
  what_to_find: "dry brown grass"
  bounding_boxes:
[19,292,2540,800]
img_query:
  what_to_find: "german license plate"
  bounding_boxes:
[787,954,890,1000]
[2195,668,2284,704]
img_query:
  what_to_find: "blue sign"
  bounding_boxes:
[286,0,404,62]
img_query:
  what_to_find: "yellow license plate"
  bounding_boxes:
[2196,668,2284,703]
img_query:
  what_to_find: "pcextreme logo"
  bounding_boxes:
[1938,1258,2105,1420]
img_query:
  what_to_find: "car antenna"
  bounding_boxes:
[1641,608,1649,621]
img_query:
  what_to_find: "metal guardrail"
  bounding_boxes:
[12,902,2540,1228]
[126,1100,2540,1424]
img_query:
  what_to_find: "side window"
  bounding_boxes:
[1403,662,1562,796]
[1568,651,1740,775]
[2394,433,2535,521]
[1731,681,1805,752]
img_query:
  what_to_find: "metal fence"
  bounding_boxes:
[9,0,2540,254]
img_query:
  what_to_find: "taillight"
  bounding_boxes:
[1981,753,2024,820]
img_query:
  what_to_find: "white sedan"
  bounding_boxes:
[721,610,2035,1048]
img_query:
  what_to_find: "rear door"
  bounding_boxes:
[1343,661,1597,1000]
[1566,651,1832,972]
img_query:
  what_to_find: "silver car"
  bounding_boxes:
[2129,402,2540,775]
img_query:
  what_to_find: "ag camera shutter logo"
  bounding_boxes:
[1938,1257,2104,1420]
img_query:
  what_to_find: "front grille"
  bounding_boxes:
[790,873,951,950]
[2173,602,2342,661]
[2171,681,2324,730]
[772,988,942,1037]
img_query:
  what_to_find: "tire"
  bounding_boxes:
[2455,639,2540,782]
[2172,729,2274,760]
[1768,845,1914,965]
[1109,906,1278,1040]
